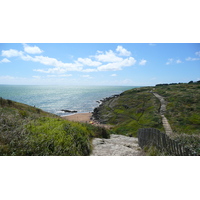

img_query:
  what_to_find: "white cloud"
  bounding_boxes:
[139,59,147,65]
[0,75,15,79]
[59,74,72,77]
[120,57,136,66]
[80,75,92,78]
[186,57,200,61]
[1,45,137,74]
[0,58,11,63]
[33,56,63,66]
[195,51,200,57]
[21,54,35,61]
[34,67,70,74]
[98,62,121,71]
[166,58,183,65]
[116,46,131,56]
[111,74,117,76]
[28,55,83,73]
[94,50,123,62]
[176,59,182,64]
[1,49,82,73]
[185,51,200,61]
[77,58,101,66]
[166,58,173,65]
[46,74,72,77]
[23,43,43,54]
[97,57,136,71]
[81,75,90,77]
[81,68,98,72]
[1,49,23,57]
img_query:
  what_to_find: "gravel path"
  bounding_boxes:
[91,134,142,156]
[152,92,173,135]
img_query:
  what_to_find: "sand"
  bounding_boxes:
[62,112,113,129]
[62,113,93,123]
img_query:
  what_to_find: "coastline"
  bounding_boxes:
[61,94,116,124]
[62,112,93,123]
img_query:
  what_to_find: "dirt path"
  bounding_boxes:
[63,112,142,156]
[91,134,142,156]
[152,92,173,135]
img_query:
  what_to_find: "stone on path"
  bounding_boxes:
[91,134,142,156]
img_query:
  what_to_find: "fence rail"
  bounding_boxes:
[137,128,197,156]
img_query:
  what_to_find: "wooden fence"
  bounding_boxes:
[137,128,197,156]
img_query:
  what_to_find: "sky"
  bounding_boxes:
[1,1,200,198]
[0,43,199,86]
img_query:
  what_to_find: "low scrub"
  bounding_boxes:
[0,97,110,156]
[154,83,200,135]
[171,134,200,155]
[93,87,163,137]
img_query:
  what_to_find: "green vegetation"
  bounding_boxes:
[152,81,200,155]
[171,134,200,155]
[94,81,200,155]
[154,82,200,135]
[1,81,199,156]
[143,145,168,156]
[0,97,110,156]
[93,87,163,137]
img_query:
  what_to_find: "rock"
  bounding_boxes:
[91,134,142,156]
[61,109,77,113]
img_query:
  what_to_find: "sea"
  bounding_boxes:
[0,85,139,116]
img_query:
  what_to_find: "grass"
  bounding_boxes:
[1,81,199,156]
[154,82,200,135]
[143,145,168,156]
[93,82,200,155]
[93,87,163,137]
[0,97,110,156]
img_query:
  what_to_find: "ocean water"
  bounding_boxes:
[0,85,138,116]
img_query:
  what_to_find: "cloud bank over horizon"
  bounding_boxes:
[1,43,199,86]
[1,44,139,74]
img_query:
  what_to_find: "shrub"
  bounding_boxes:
[23,117,93,156]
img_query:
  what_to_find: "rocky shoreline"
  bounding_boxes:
[92,94,121,124]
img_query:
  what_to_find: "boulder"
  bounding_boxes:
[61,109,77,113]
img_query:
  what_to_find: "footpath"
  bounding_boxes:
[91,92,173,156]
[91,134,142,156]
[64,92,172,155]
[152,92,173,135]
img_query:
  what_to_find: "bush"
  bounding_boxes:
[21,117,93,156]
[0,97,112,156]
[172,134,200,155]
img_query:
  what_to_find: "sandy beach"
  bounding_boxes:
[62,113,93,123]
[63,112,114,129]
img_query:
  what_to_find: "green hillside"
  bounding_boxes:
[92,81,200,154]
[0,97,109,156]
[154,82,200,135]
[93,82,200,135]
[93,87,163,137]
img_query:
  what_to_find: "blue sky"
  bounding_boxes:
[0,43,199,86]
